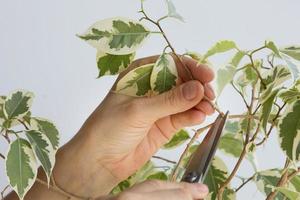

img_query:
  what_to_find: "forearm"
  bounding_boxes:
[5,130,120,200]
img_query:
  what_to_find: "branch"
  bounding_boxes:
[266,159,291,200]
[256,102,286,146]
[231,82,250,109]
[235,175,255,193]
[139,3,224,115]
[0,153,5,160]
[170,123,213,181]
[248,54,266,89]
[152,156,177,164]
[1,185,10,200]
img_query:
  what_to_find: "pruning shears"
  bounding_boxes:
[181,111,229,183]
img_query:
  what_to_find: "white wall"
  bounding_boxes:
[1,0,300,199]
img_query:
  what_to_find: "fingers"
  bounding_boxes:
[204,83,215,100]
[140,81,204,121]
[124,180,209,200]
[170,109,206,130]
[195,100,215,115]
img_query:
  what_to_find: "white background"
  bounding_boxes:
[1,0,300,199]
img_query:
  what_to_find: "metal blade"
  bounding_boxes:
[181,111,229,183]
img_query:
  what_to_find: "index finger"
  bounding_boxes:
[175,55,214,83]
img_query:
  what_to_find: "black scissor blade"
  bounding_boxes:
[181,112,229,183]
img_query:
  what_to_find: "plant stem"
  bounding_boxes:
[1,185,10,200]
[266,159,291,200]
[152,156,177,164]
[139,2,223,115]
[0,153,4,160]
[248,54,266,88]
[170,123,213,181]
[231,82,250,109]
[256,102,286,146]
[235,175,255,193]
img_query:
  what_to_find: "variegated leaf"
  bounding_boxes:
[150,53,178,94]
[278,100,300,161]
[216,65,236,95]
[6,138,38,200]
[4,90,34,120]
[30,118,59,150]
[115,63,154,96]
[165,0,184,22]
[79,17,149,55]
[96,51,135,77]
[204,40,237,59]
[163,129,190,149]
[25,130,56,182]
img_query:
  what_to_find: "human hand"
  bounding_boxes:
[53,55,215,198]
[99,180,209,200]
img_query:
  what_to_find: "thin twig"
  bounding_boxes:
[235,175,255,193]
[152,156,177,164]
[0,153,5,160]
[1,185,10,200]
[170,123,213,181]
[231,82,250,109]
[248,54,266,89]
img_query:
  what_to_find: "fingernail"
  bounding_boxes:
[183,81,198,100]
[196,184,209,194]
[205,84,216,99]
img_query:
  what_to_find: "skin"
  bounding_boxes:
[5,55,215,200]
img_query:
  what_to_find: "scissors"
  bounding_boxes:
[181,111,229,183]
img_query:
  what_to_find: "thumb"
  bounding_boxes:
[141,80,204,121]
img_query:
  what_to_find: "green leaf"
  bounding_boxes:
[116,63,154,96]
[96,51,135,77]
[0,96,6,125]
[6,138,38,200]
[216,65,236,95]
[278,100,300,161]
[31,118,60,150]
[79,17,149,55]
[281,54,300,81]
[266,40,280,56]
[224,121,239,133]
[230,51,246,67]
[25,130,56,181]
[276,187,300,200]
[165,0,184,22]
[219,133,243,157]
[280,46,300,61]
[279,85,300,104]
[204,40,237,59]
[163,129,190,149]
[150,53,178,94]
[4,90,34,120]
[254,169,285,199]
[260,89,280,132]
[203,157,234,200]
[239,118,256,133]
[147,171,168,180]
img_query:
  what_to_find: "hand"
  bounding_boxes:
[51,55,215,198]
[99,180,209,200]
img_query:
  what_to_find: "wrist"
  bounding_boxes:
[52,130,120,198]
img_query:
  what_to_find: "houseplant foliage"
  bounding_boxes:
[78,0,300,199]
[0,91,59,199]
[1,1,300,200]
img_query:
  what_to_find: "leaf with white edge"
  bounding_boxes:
[79,17,150,55]
[203,157,235,200]
[261,89,280,132]
[147,171,168,180]
[265,40,280,56]
[280,46,300,61]
[116,63,154,96]
[96,51,135,77]
[279,87,300,104]
[25,130,56,182]
[254,169,286,199]
[6,138,38,200]
[224,121,239,133]
[204,40,237,59]
[4,90,34,120]
[131,161,156,183]
[150,53,178,94]
[185,51,212,65]
[281,54,300,81]
[31,118,59,150]
[216,65,236,95]
[276,187,300,200]
[165,0,184,22]
[230,51,246,67]
[278,100,300,161]
[219,133,243,157]
[0,96,6,125]
[163,129,190,149]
